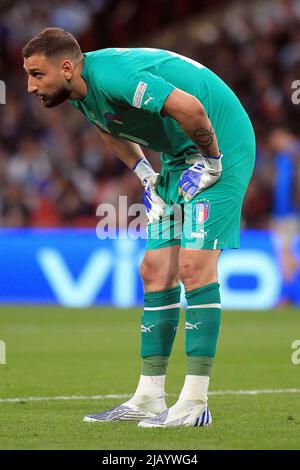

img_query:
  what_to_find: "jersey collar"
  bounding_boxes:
[79,53,90,104]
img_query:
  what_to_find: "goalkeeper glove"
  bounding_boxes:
[178,152,223,202]
[132,158,166,223]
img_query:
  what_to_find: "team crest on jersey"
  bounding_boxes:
[104,112,124,125]
[193,201,210,223]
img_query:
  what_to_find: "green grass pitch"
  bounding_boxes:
[0,306,299,450]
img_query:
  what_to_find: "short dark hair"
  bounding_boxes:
[22,27,82,60]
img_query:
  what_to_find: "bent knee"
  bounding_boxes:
[179,261,218,290]
[179,249,220,290]
[140,258,179,291]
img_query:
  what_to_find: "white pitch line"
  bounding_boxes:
[0,389,300,404]
[0,394,131,404]
[209,388,300,396]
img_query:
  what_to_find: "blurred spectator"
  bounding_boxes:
[6,136,51,191]
[268,128,300,304]
[0,182,31,227]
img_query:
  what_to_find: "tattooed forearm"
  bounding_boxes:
[172,98,220,156]
[192,125,215,155]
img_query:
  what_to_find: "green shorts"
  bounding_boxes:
[146,145,255,251]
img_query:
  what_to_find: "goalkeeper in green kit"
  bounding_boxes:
[23,28,255,428]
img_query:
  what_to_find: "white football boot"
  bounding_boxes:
[83,395,167,423]
[138,400,212,428]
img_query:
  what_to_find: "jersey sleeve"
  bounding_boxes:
[92,68,175,115]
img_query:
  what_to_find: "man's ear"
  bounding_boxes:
[62,59,73,81]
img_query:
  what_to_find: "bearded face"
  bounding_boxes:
[35,81,72,108]
[24,54,75,107]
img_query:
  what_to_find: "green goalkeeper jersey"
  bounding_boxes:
[70,48,253,173]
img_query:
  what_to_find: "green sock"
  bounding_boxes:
[141,356,170,376]
[141,285,181,376]
[185,282,221,376]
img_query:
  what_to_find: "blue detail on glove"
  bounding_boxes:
[142,186,152,214]
[178,154,222,202]
[179,169,204,197]
[131,157,144,172]
[142,182,166,223]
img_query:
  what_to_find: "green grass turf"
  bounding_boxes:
[0,306,299,450]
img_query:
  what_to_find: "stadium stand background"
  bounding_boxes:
[0,0,300,305]
[0,0,299,228]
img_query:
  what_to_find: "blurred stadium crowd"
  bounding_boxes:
[0,0,300,230]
